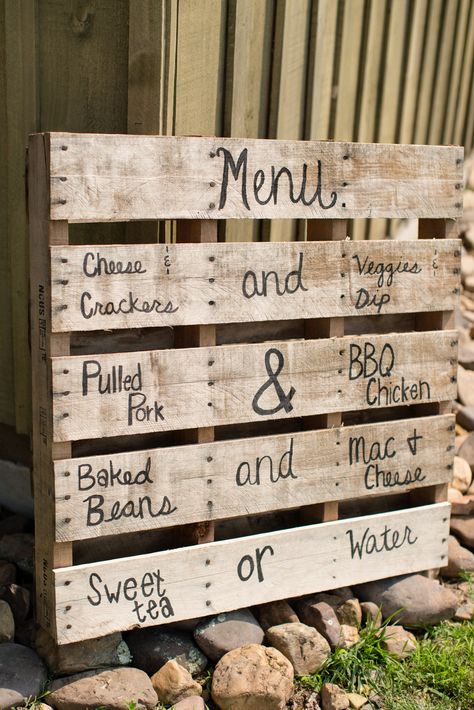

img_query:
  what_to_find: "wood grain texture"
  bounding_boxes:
[50,239,460,331]
[53,410,454,541]
[53,502,450,643]
[46,134,463,222]
[51,331,458,442]
[28,134,73,636]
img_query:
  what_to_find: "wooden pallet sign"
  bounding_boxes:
[29,133,462,644]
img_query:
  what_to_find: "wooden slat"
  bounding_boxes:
[224,0,273,243]
[453,3,474,146]
[4,0,37,433]
[305,0,339,141]
[173,0,225,136]
[46,134,463,222]
[427,0,458,144]
[50,239,460,332]
[414,0,444,144]
[442,0,470,144]
[51,331,458,442]
[266,0,311,243]
[53,503,450,644]
[333,0,365,141]
[29,134,73,636]
[0,4,15,426]
[399,0,429,144]
[54,414,454,542]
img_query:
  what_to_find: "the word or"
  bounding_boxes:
[242,252,308,299]
[252,348,296,416]
[237,545,275,583]
[216,147,338,211]
[80,291,178,320]
[236,438,297,486]
[347,524,418,560]
[82,252,147,277]
[83,494,177,527]
[87,569,174,624]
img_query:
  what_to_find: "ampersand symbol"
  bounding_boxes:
[252,348,296,416]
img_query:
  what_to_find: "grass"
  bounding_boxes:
[298,615,474,710]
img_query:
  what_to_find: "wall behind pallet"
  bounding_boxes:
[1,0,473,437]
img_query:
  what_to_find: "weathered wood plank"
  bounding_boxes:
[51,331,458,442]
[50,240,461,332]
[53,503,450,643]
[46,134,463,222]
[29,134,73,637]
[54,414,454,542]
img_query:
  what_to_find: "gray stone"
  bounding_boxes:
[456,406,474,431]
[0,460,33,518]
[173,698,205,710]
[454,601,474,621]
[458,366,474,407]
[360,602,382,628]
[211,644,294,710]
[0,560,16,587]
[294,599,342,648]
[355,573,457,625]
[441,535,474,577]
[253,600,299,630]
[151,659,202,704]
[35,628,131,675]
[266,622,331,674]
[194,609,264,662]
[0,689,24,709]
[124,627,207,676]
[0,600,14,642]
[335,599,362,628]
[0,534,34,575]
[458,430,474,471]
[450,515,474,548]
[49,667,157,710]
[0,642,47,703]
[321,683,350,710]
[452,456,472,493]
[450,494,474,515]
[1,584,30,623]
[346,693,369,709]
[381,625,416,659]
[339,624,359,648]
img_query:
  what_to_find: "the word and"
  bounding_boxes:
[242,252,308,299]
[236,438,297,486]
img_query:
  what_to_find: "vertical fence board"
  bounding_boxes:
[443,0,470,144]
[456,15,474,148]
[333,0,365,142]
[414,0,444,144]
[0,1,15,427]
[352,0,388,241]
[4,0,37,434]
[305,0,339,141]
[173,0,226,136]
[224,0,273,243]
[266,0,311,243]
[428,0,458,145]
[399,0,429,145]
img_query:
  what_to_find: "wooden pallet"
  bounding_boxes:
[28,133,462,644]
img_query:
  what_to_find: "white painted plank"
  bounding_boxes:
[47,134,463,221]
[51,331,458,442]
[54,414,454,542]
[53,503,450,643]
[50,239,461,332]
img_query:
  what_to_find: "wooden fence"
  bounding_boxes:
[1,0,474,438]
